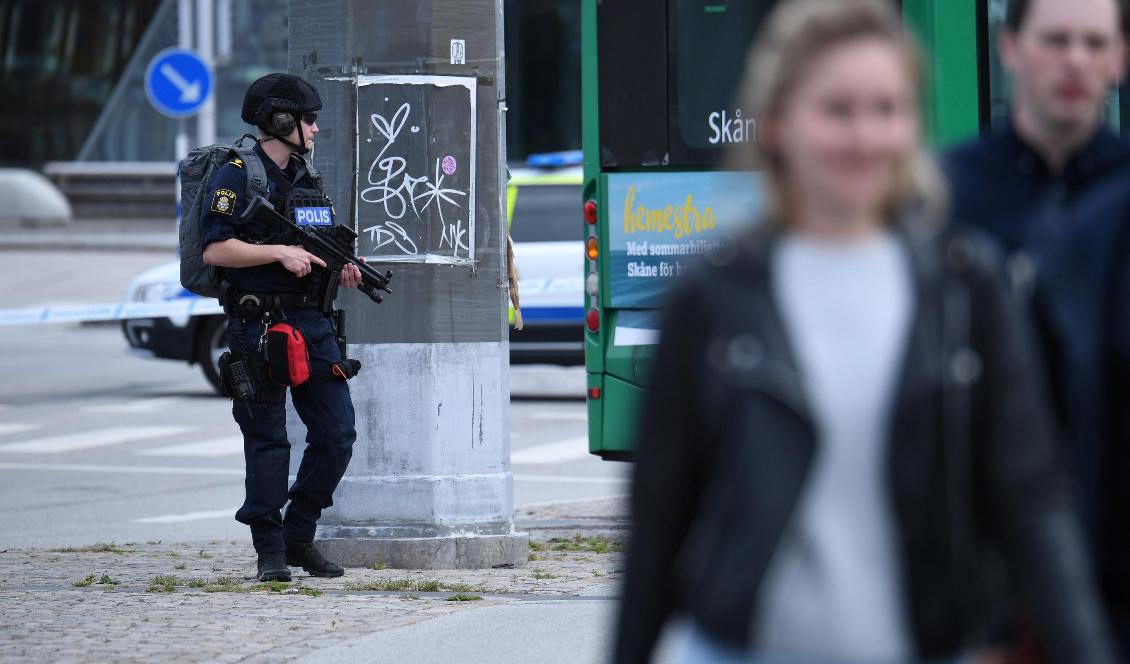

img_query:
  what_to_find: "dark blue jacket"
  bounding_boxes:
[943,122,1130,611]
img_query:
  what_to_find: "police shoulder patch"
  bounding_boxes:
[211,188,238,216]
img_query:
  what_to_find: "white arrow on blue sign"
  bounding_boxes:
[145,48,213,118]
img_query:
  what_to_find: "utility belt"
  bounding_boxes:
[221,289,323,320]
[217,289,360,402]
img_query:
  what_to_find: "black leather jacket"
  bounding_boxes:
[613,222,1114,664]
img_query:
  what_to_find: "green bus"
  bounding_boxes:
[581,0,1130,459]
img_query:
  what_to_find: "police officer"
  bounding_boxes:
[201,73,363,582]
[944,0,1130,655]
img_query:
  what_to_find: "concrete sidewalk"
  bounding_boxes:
[0,498,631,663]
[0,220,176,253]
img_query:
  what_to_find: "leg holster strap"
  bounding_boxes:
[310,359,362,384]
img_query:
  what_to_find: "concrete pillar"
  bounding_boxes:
[286,0,524,569]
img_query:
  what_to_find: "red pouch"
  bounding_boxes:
[266,322,311,387]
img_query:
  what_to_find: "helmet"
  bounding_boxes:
[241,73,322,143]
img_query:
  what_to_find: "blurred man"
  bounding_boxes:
[944,0,1130,654]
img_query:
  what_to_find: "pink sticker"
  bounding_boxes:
[442,155,457,176]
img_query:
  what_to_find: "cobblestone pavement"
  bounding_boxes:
[0,499,628,663]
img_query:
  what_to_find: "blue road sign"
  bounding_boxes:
[145,48,212,118]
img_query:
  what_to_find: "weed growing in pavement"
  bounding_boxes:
[146,540,161,545]
[592,569,604,577]
[349,579,415,592]
[72,574,96,587]
[250,581,292,593]
[166,551,180,558]
[196,550,213,559]
[296,587,322,597]
[202,577,245,593]
[401,594,420,600]
[369,562,389,570]
[173,563,186,570]
[528,541,547,552]
[445,594,483,602]
[543,534,623,554]
[148,575,180,593]
[531,569,559,580]
[52,543,128,555]
[187,579,207,588]
[97,575,118,586]
[348,579,495,594]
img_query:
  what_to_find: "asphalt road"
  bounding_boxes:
[0,249,628,550]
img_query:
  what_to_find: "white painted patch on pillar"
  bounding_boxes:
[287,342,512,538]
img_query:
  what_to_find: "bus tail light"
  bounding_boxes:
[586,307,600,333]
[583,199,598,225]
[586,237,599,261]
[587,387,602,400]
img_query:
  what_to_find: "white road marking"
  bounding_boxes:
[81,397,184,415]
[0,426,195,454]
[133,508,234,524]
[529,411,588,422]
[510,437,591,465]
[0,423,40,437]
[0,462,242,476]
[138,435,243,458]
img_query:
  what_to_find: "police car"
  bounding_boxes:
[122,155,585,393]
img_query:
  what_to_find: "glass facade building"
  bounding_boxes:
[2,0,582,168]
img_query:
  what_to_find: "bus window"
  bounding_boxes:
[669,1,774,163]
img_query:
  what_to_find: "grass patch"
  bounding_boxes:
[296,587,322,597]
[250,581,292,593]
[186,578,207,588]
[349,578,415,592]
[196,550,213,559]
[348,579,490,594]
[202,576,245,593]
[97,575,118,586]
[52,543,128,555]
[146,540,161,545]
[147,575,180,593]
[528,541,547,552]
[543,534,623,554]
[72,573,96,587]
[445,593,483,602]
[369,562,389,570]
[531,569,559,580]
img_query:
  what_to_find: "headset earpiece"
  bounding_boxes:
[270,110,297,136]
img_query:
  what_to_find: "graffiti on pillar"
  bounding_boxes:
[355,75,477,265]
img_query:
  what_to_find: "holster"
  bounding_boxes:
[218,350,286,404]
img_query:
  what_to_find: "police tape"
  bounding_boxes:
[0,298,224,327]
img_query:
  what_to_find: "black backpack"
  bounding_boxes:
[177,136,268,298]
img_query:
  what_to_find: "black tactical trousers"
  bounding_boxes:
[227,308,356,554]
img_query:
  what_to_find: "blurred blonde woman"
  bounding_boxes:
[613,1,1114,663]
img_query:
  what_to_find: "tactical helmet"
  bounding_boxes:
[242,73,322,128]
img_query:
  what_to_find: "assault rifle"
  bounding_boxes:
[241,194,393,307]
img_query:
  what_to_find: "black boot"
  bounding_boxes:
[256,551,291,582]
[285,540,344,578]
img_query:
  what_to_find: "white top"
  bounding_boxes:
[754,231,916,662]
